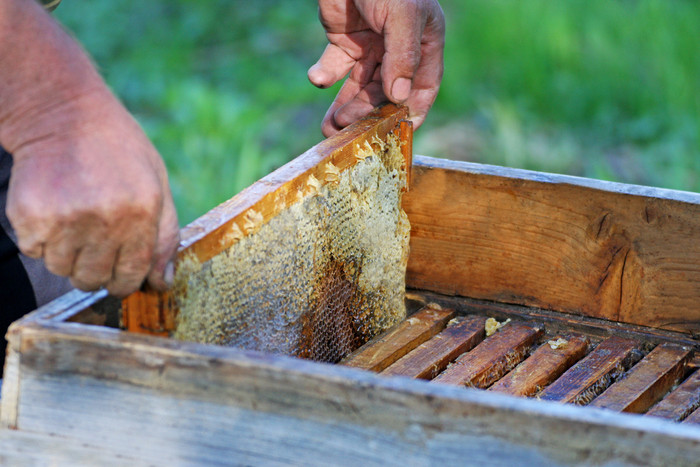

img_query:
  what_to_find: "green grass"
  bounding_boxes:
[423,0,700,188]
[55,0,700,224]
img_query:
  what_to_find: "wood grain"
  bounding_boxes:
[646,369,700,422]
[0,429,146,467]
[489,335,589,397]
[404,156,700,335]
[538,336,637,405]
[589,344,691,413]
[382,315,486,379]
[0,347,20,427]
[431,322,542,388]
[342,306,455,372]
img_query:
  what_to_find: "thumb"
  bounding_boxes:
[378,1,425,103]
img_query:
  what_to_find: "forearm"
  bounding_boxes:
[0,0,106,154]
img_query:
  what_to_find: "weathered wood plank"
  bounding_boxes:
[0,428,147,467]
[382,315,486,379]
[489,335,589,397]
[7,322,700,466]
[590,344,691,413]
[432,322,542,388]
[689,353,700,370]
[404,156,700,335]
[539,336,637,405]
[647,370,700,422]
[342,306,454,372]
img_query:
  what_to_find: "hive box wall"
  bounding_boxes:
[405,155,700,336]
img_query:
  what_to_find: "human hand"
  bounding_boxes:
[6,88,179,297]
[0,0,179,297]
[308,0,445,137]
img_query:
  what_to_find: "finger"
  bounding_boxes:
[15,235,44,259]
[145,192,180,292]
[43,238,80,277]
[69,243,119,292]
[405,17,445,129]
[404,88,436,129]
[321,104,343,137]
[348,50,381,88]
[378,1,425,103]
[320,53,382,136]
[106,240,153,297]
[332,80,386,129]
[308,43,356,89]
[321,73,363,137]
[6,205,48,259]
[333,98,377,130]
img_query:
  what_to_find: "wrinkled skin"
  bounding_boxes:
[6,90,179,297]
[0,0,178,297]
[309,0,445,136]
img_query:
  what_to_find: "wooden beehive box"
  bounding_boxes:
[2,104,700,465]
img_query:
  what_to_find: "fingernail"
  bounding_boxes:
[164,261,174,287]
[308,65,328,88]
[391,77,412,102]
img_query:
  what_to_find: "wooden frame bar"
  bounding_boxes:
[489,335,589,397]
[342,306,454,372]
[647,370,700,421]
[538,336,637,405]
[382,315,486,380]
[432,322,542,388]
[590,344,691,413]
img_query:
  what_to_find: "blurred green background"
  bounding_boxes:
[55,0,700,225]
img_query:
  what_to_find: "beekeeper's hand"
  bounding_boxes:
[0,0,179,297]
[309,0,445,136]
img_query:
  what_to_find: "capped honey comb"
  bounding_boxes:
[172,134,410,363]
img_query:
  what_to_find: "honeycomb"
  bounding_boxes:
[172,134,410,363]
